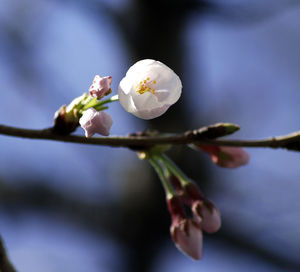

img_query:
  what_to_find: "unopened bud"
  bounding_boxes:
[53,93,89,135]
[89,75,112,99]
[168,175,184,194]
[171,218,203,260]
[183,183,204,204]
[197,145,250,168]
[166,195,186,220]
[192,200,221,233]
[53,105,79,135]
[79,108,113,138]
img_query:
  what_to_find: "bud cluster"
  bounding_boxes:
[149,154,221,260]
[167,181,221,260]
[53,76,114,137]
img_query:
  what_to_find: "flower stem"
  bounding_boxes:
[81,95,119,112]
[158,154,191,186]
[149,156,176,198]
[93,106,109,112]
[81,97,98,111]
[97,94,119,107]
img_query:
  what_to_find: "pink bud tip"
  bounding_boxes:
[79,108,113,138]
[89,75,112,99]
[192,200,221,233]
[167,196,187,222]
[171,219,203,260]
[199,145,250,168]
[183,183,204,204]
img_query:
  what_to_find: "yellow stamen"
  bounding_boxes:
[136,77,156,95]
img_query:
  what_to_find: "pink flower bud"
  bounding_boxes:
[167,195,186,221]
[182,183,222,233]
[171,219,203,260]
[168,175,184,195]
[199,145,250,168]
[89,75,112,99]
[167,196,203,260]
[79,108,113,138]
[192,200,221,233]
[183,183,204,204]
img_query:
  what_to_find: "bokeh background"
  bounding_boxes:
[1,0,300,271]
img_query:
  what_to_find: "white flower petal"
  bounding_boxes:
[133,104,171,120]
[126,59,156,75]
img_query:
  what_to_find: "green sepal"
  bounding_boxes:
[81,97,99,111]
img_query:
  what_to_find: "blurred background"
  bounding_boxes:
[1,0,300,271]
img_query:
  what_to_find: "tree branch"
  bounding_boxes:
[0,236,16,272]
[1,124,300,151]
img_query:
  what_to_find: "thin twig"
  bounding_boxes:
[1,124,300,150]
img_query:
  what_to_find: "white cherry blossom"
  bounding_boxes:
[118,59,182,119]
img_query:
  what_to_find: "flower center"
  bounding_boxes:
[136,77,156,95]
